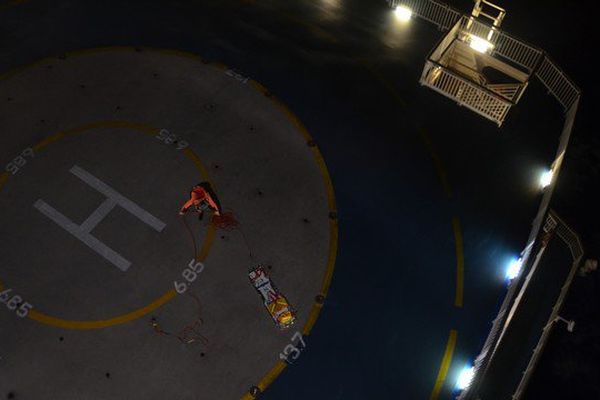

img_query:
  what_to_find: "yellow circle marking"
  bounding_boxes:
[247,78,338,397]
[0,120,216,329]
[0,47,339,396]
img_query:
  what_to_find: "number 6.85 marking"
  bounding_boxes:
[5,147,35,175]
[6,295,22,310]
[174,259,205,294]
[0,288,34,318]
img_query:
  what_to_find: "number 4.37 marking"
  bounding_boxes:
[0,289,33,318]
[279,331,306,364]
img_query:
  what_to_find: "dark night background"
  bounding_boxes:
[501,1,600,399]
[455,0,600,398]
[1,0,598,399]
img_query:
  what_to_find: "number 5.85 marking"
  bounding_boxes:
[156,129,188,150]
[174,259,205,294]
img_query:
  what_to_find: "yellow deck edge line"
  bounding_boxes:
[452,217,464,308]
[430,329,458,400]
[257,361,288,392]
[418,128,453,199]
[0,172,9,191]
[245,79,338,398]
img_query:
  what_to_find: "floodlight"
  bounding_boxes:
[469,35,494,53]
[394,6,413,22]
[506,257,523,280]
[540,169,554,189]
[457,365,475,390]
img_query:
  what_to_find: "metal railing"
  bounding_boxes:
[388,0,544,74]
[458,210,583,400]
[421,60,511,125]
[536,55,581,112]
[512,212,584,399]
[458,101,580,400]
[472,0,506,27]
[388,0,461,31]
[529,97,579,244]
[457,16,543,74]
[389,0,580,114]
[457,236,538,400]
[429,18,462,61]
[554,213,584,269]
[420,14,543,124]
[387,1,584,399]
[486,82,527,102]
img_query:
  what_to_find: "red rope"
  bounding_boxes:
[177,293,209,346]
[211,211,255,261]
[180,213,198,260]
[210,211,239,230]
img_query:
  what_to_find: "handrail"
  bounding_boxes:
[386,1,583,399]
[485,83,523,101]
[421,59,511,125]
[512,211,583,399]
[536,55,581,112]
[388,0,461,31]
[457,16,543,74]
[388,0,580,113]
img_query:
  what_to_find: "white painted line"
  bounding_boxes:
[80,198,116,233]
[33,165,167,271]
[34,199,131,271]
[69,165,166,232]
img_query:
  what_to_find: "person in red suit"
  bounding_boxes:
[179,182,222,220]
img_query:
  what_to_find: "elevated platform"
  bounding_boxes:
[420,15,542,126]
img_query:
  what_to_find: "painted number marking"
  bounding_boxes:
[5,147,34,175]
[279,331,306,364]
[174,259,205,294]
[156,129,188,150]
[225,69,249,84]
[0,288,33,318]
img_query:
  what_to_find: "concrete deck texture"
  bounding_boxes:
[0,0,577,399]
[0,48,336,399]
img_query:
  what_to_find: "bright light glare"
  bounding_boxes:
[456,365,475,390]
[322,0,341,10]
[540,169,554,189]
[469,35,493,53]
[506,257,523,280]
[394,6,413,22]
